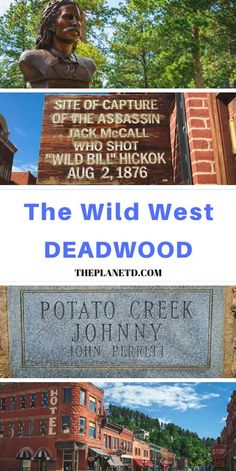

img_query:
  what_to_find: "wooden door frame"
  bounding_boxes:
[208,92,236,184]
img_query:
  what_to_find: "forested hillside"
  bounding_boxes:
[108,404,215,468]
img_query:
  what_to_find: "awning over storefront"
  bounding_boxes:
[134,459,154,468]
[107,455,124,467]
[89,447,110,458]
[56,441,86,450]
[143,461,153,467]
[160,460,169,468]
[16,448,33,460]
[34,449,51,460]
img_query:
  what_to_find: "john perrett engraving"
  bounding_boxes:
[19,0,96,88]
[39,296,194,360]
[8,287,224,377]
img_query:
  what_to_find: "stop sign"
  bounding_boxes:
[211,444,226,459]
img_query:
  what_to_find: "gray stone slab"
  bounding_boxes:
[8,286,224,378]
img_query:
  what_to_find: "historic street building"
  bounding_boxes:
[0,383,178,471]
[0,113,17,184]
[221,391,236,470]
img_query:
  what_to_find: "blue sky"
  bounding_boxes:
[0,91,109,174]
[1,92,101,174]
[94,382,235,439]
[1,93,45,174]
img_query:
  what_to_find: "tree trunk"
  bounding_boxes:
[191,25,203,87]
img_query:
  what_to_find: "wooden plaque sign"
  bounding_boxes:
[38,93,174,185]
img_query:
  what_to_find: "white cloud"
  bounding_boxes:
[221,417,227,423]
[102,384,219,412]
[0,0,12,15]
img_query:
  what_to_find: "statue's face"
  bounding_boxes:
[53,4,81,44]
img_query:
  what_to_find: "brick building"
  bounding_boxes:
[220,391,236,470]
[159,449,176,471]
[170,92,236,184]
[102,423,133,471]
[149,443,162,471]
[133,438,152,471]
[0,113,17,184]
[0,382,106,471]
[0,383,178,471]
[11,171,36,185]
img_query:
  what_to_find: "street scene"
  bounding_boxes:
[0,382,233,471]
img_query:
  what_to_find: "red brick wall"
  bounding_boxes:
[133,439,150,460]
[0,383,104,471]
[184,93,217,184]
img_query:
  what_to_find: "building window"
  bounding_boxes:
[0,423,3,438]
[108,436,112,449]
[42,391,48,407]
[8,423,14,437]
[79,417,86,434]
[18,421,24,437]
[63,387,72,404]
[40,419,47,436]
[0,398,6,411]
[10,397,16,410]
[89,396,96,412]
[80,389,86,405]
[29,420,34,436]
[30,394,36,408]
[21,460,31,471]
[20,395,26,409]
[122,440,127,451]
[104,434,107,448]
[97,424,101,440]
[89,422,96,439]
[113,437,119,449]
[98,400,102,415]
[62,416,71,434]
[144,450,148,458]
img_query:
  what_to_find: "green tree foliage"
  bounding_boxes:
[0,0,235,87]
[107,1,157,87]
[106,0,235,87]
[108,404,213,468]
[0,0,44,87]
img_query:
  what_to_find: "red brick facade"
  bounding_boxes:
[0,382,104,471]
[184,93,217,184]
[0,383,178,471]
[220,391,236,471]
[11,171,36,185]
[170,92,236,184]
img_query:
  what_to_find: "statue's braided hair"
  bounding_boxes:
[35,0,81,51]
